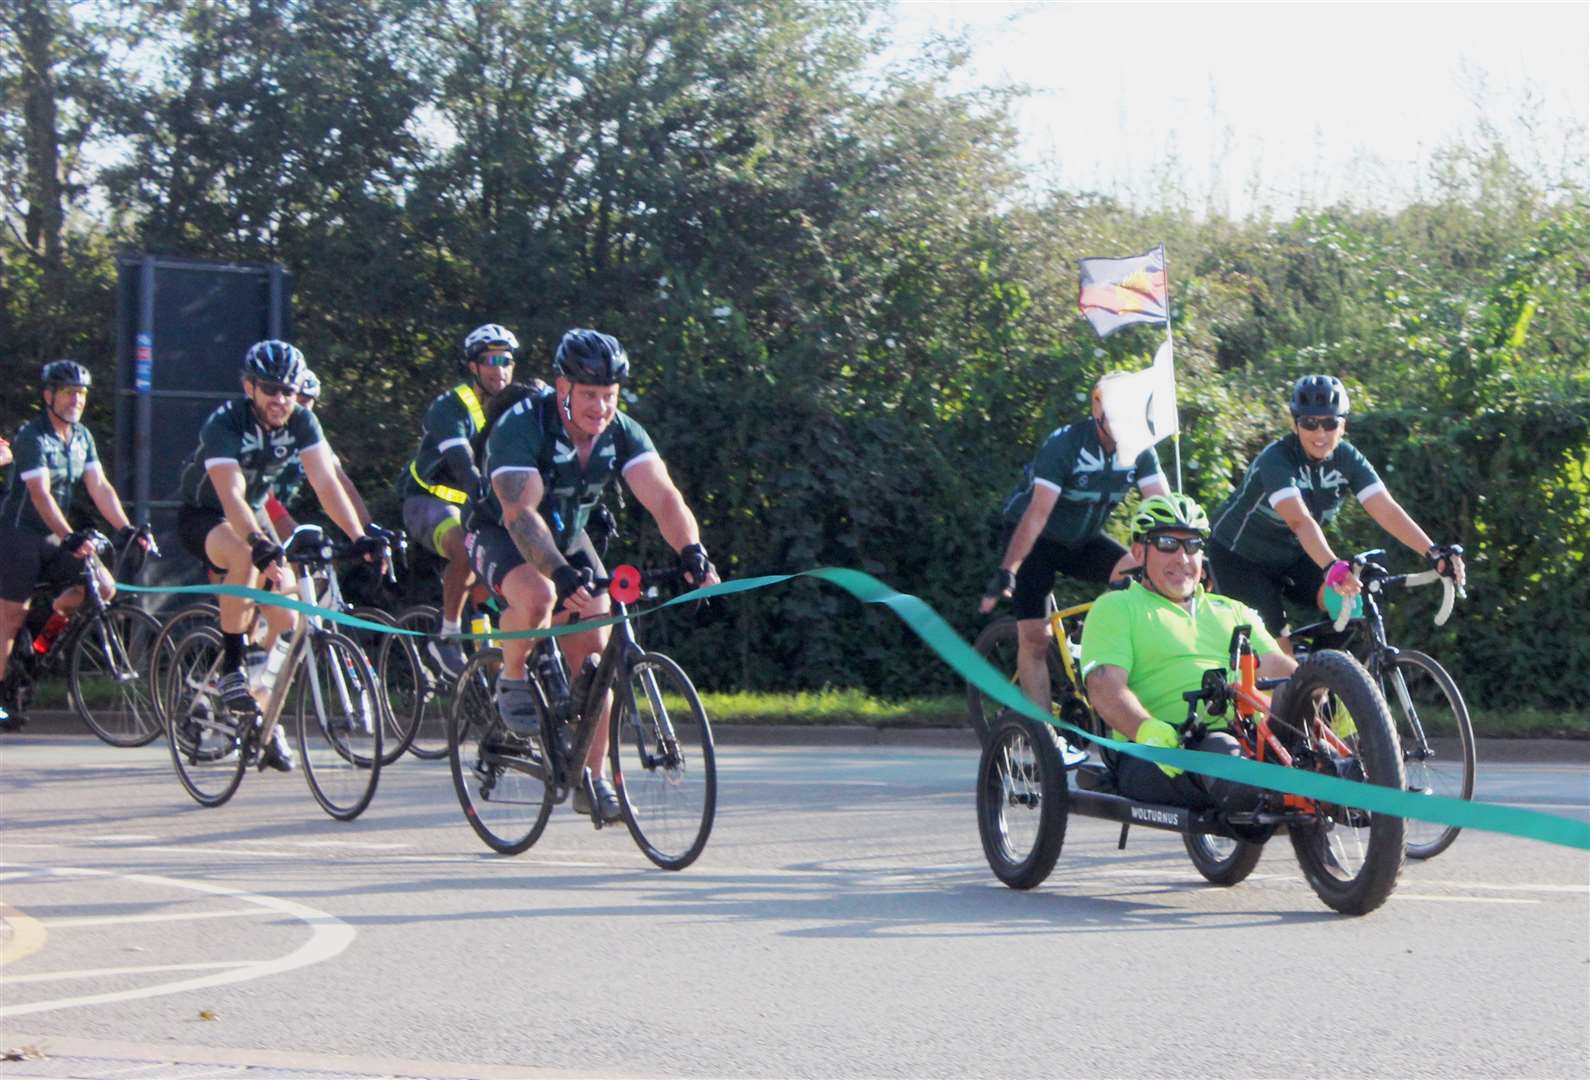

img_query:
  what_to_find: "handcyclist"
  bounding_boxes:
[978,373,1172,724]
[1080,494,1297,812]
[397,324,521,679]
[466,328,719,823]
[175,341,385,770]
[1208,374,1465,653]
[0,361,152,731]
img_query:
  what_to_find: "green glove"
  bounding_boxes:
[1135,717,1183,778]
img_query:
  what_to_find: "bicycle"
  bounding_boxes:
[2,529,163,747]
[967,600,1110,755]
[976,627,1408,915]
[162,525,385,819]
[448,564,717,870]
[1288,547,1472,860]
[385,588,499,762]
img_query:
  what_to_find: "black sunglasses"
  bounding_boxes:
[1297,416,1341,432]
[253,380,296,399]
[1146,534,1206,555]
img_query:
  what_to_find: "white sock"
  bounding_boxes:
[440,619,461,636]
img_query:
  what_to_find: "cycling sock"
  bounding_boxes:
[222,631,246,672]
[441,619,461,636]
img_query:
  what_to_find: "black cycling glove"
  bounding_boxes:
[983,567,1016,601]
[248,532,285,571]
[347,534,389,563]
[552,563,594,603]
[1425,543,1462,575]
[678,542,714,584]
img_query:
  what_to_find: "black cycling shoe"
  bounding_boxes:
[574,777,623,823]
[258,724,295,772]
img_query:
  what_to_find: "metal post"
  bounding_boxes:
[135,256,156,522]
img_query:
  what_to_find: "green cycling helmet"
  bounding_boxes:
[1132,493,1209,540]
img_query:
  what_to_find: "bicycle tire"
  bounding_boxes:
[1183,832,1264,886]
[967,616,1067,745]
[348,605,421,765]
[609,651,717,871]
[164,626,248,807]
[1284,650,1406,915]
[69,605,163,747]
[295,629,383,821]
[396,604,451,759]
[976,711,1067,889]
[448,648,554,854]
[149,603,220,727]
[1379,649,1475,860]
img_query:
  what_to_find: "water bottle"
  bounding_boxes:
[468,613,492,649]
[253,637,292,706]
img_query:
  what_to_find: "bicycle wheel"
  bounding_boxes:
[1184,833,1264,886]
[68,605,162,747]
[448,648,554,854]
[1379,650,1474,860]
[609,651,717,870]
[967,616,1081,750]
[149,602,219,726]
[294,630,383,821]
[397,605,451,759]
[976,711,1067,890]
[1284,650,1407,915]
[348,605,421,765]
[164,626,248,807]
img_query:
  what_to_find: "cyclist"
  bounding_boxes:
[397,324,520,678]
[978,373,1172,726]
[466,328,719,823]
[1080,494,1298,812]
[175,341,385,770]
[0,361,151,732]
[263,368,381,539]
[1208,375,1466,653]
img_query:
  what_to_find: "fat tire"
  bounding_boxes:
[976,711,1067,889]
[1183,832,1265,886]
[1284,650,1406,915]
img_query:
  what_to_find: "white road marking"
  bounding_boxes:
[0,863,355,1019]
[4,961,256,984]
[48,909,263,928]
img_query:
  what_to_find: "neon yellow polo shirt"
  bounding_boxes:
[1079,581,1281,733]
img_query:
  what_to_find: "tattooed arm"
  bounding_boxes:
[492,468,566,577]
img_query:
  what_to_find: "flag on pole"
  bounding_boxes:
[1078,244,1168,338]
[1098,340,1179,469]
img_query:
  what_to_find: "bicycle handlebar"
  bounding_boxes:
[1331,549,1463,631]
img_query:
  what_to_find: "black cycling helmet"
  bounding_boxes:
[1289,374,1350,418]
[461,323,520,374]
[553,329,629,385]
[241,340,306,387]
[41,359,92,390]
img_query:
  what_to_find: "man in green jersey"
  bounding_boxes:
[979,374,1172,727]
[1081,494,1297,812]
[0,361,151,731]
[1208,375,1464,652]
[397,324,519,678]
[466,329,719,823]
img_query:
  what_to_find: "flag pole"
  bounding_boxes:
[1159,243,1183,494]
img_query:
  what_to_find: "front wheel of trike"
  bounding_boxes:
[976,711,1068,890]
[1282,650,1406,915]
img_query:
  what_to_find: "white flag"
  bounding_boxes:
[1098,340,1179,469]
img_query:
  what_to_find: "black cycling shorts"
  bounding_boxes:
[1115,730,1262,814]
[464,524,605,607]
[1207,540,1322,638]
[0,526,84,604]
[177,504,272,577]
[1008,532,1126,620]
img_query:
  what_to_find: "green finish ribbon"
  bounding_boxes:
[122,571,1590,851]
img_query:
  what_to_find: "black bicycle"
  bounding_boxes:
[1288,547,1473,860]
[447,565,717,870]
[2,529,163,746]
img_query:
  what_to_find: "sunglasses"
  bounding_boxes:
[473,352,515,367]
[1146,534,1206,555]
[253,380,297,399]
[1297,416,1341,432]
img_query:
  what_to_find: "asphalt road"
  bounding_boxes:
[1,730,1587,1079]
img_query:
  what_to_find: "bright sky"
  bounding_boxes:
[882,1,1590,218]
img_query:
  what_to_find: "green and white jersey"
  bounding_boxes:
[1002,420,1163,546]
[475,399,657,553]
[1210,435,1383,570]
[0,414,101,536]
[1079,581,1281,733]
[177,398,325,512]
[398,384,488,502]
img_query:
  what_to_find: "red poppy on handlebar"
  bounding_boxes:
[609,564,643,604]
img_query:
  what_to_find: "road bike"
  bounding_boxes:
[2,530,162,746]
[448,565,716,870]
[976,627,1408,915]
[1289,547,1472,859]
[162,525,385,819]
